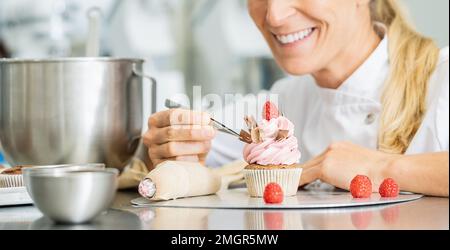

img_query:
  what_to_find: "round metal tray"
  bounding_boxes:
[131,188,423,209]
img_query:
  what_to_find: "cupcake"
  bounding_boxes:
[242,101,302,197]
[0,166,29,188]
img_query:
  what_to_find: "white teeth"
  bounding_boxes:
[276,28,314,45]
[287,34,295,43]
[301,30,307,38]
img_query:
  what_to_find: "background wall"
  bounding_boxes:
[0,0,448,108]
[0,0,448,166]
[405,0,449,47]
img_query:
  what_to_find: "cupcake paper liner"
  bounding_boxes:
[0,174,24,188]
[243,168,303,197]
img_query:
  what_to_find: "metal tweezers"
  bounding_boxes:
[164,99,242,138]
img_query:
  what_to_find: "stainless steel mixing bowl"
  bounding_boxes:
[0,58,156,169]
[24,166,119,224]
[22,163,105,199]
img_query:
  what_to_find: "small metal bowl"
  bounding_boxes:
[24,164,118,224]
[23,164,105,199]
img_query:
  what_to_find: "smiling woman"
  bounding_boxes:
[144,0,448,197]
[241,0,448,196]
[250,0,442,154]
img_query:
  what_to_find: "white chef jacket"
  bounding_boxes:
[206,37,449,167]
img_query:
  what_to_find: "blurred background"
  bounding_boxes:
[0,0,448,166]
[1,0,447,98]
[1,0,449,95]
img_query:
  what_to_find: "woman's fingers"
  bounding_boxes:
[148,141,212,159]
[144,125,216,145]
[299,150,330,186]
[175,155,201,162]
[149,109,211,128]
[199,153,209,164]
[144,109,215,168]
[149,154,201,168]
[155,155,200,166]
[300,166,322,186]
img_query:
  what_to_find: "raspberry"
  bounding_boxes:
[262,101,280,121]
[263,183,284,204]
[379,178,400,198]
[350,175,373,198]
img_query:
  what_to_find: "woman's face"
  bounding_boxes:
[248,0,370,75]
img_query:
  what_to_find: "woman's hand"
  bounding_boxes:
[300,142,449,197]
[300,142,399,191]
[143,109,217,169]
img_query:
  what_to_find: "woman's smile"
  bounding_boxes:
[273,27,316,46]
[271,27,318,52]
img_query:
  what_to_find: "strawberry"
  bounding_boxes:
[350,175,373,198]
[262,101,280,121]
[379,178,400,198]
[263,183,284,204]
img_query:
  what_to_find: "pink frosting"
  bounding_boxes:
[243,117,301,165]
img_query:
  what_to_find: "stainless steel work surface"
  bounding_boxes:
[0,187,32,207]
[0,191,448,230]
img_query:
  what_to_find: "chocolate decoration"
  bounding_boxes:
[276,130,289,141]
[251,128,264,144]
[239,130,253,144]
[244,116,258,130]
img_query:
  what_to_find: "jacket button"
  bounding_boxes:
[365,113,376,125]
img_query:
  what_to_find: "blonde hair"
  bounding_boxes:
[371,0,440,154]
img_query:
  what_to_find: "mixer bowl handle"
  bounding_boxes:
[132,66,157,115]
[128,66,158,154]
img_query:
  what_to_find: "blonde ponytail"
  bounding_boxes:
[371,0,440,154]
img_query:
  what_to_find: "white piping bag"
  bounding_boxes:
[138,161,222,201]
